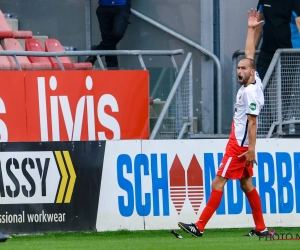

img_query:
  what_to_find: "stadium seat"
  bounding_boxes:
[45,38,93,70]
[3,38,52,70]
[0,10,32,39]
[0,44,13,70]
[25,38,52,69]
[3,38,32,70]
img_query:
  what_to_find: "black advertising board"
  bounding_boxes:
[0,141,105,233]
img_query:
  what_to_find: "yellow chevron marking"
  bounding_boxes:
[63,151,76,203]
[55,151,68,203]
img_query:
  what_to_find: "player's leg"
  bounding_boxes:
[240,176,268,236]
[195,176,227,230]
[178,176,227,237]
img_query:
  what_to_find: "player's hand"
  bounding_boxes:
[248,8,263,28]
[238,149,257,167]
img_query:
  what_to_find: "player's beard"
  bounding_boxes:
[239,74,250,86]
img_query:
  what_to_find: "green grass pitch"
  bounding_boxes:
[3,227,300,250]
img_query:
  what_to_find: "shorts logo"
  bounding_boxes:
[249,103,256,111]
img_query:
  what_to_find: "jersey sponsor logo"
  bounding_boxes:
[249,103,257,111]
[0,151,76,204]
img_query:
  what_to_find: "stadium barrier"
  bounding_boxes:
[0,70,149,141]
[0,49,183,70]
[0,141,104,233]
[97,139,300,231]
[0,139,299,233]
[232,49,300,138]
[0,49,199,140]
[150,53,193,139]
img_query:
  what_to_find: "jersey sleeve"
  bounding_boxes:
[255,71,262,83]
[257,0,263,13]
[243,89,260,116]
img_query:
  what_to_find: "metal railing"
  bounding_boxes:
[150,53,193,139]
[232,49,300,138]
[0,49,183,70]
[131,8,223,134]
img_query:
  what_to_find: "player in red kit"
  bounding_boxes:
[178,9,268,237]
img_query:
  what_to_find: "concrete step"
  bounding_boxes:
[190,134,229,139]
[6,18,18,31]
[150,100,165,117]
[150,100,198,134]
[150,117,198,134]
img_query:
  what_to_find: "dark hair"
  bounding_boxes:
[244,58,256,69]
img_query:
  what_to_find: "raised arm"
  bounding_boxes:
[245,9,263,60]
[296,16,300,33]
[294,0,300,33]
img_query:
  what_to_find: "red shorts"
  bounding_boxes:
[217,139,253,180]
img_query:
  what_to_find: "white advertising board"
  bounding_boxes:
[96,139,300,231]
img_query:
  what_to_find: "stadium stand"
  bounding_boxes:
[0,9,32,39]
[45,38,93,70]
[0,10,92,71]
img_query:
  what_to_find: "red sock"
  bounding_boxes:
[195,190,223,231]
[246,188,266,231]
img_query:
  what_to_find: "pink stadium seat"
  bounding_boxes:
[25,38,52,69]
[3,38,51,70]
[0,10,32,39]
[45,38,93,70]
[0,44,13,70]
[3,38,32,70]
[44,38,74,70]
